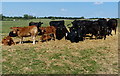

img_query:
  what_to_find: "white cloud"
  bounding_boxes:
[94,2,103,5]
[60,8,67,12]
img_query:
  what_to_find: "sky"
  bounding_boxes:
[1,2,118,18]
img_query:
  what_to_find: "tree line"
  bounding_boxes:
[0,14,85,21]
[0,14,118,21]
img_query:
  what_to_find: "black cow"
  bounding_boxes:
[88,21,101,39]
[49,20,68,40]
[65,27,84,43]
[66,19,108,42]
[107,19,117,35]
[71,20,100,39]
[29,22,43,27]
[98,18,110,40]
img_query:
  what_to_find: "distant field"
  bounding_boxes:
[1,19,119,74]
[1,19,119,33]
[1,19,74,33]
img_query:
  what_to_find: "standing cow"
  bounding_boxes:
[107,19,117,35]
[9,25,38,44]
[49,20,68,40]
[98,18,110,40]
[39,26,56,41]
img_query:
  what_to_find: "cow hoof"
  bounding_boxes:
[19,42,22,44]
[33,42,35,44]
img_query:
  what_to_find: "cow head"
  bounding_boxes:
[66,27,84,43]
[10,27,20,35]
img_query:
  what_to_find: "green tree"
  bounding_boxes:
[24,14,29,19]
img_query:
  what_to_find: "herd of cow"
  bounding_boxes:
[2,18,117,46]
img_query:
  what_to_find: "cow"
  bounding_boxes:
[98,18,110,40]
[66,19,110,42]
[40,34,52,42]
[29,22,43,27]
[49,20,68,40]
[107,19,117,35]
[29,22,43,35]
[39,26,56,41]
[65,27,84,43]
[2,36,15,46]
[70,20,100,39]
[9,25,38,44]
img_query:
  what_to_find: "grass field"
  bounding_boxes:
[1,19,74,33]
[1,19,119,74]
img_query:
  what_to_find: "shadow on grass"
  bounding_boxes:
[16,40,38,44]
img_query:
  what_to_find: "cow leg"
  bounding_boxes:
[104,35,106,40]
[96,34,99,40]
[19,37,23,44]
[46,34,48,42]
[90,34,93,39]
[32,36,36,44]
[115,29,116,35]
[41,35,44,42]
[53,33,56,41]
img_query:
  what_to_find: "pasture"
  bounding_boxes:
[1,19,119,74]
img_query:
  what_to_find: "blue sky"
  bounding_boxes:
[2,2,118,18]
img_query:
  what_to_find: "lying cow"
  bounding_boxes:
[9,25,38,44]
[2,36,15,46]
[39,26,56,41]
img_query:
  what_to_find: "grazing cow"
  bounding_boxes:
[70,20,100,39]
[66,20,86,42]
[107,19,117,34]
[49,20,68,40]
[66,19,111,42]
[39,26,56,41]
[2,36,15,46]
[66,27,84,43]
[9,25,38,44]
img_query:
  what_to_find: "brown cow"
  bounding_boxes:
[40,34,52,41]
[39,26,56,41]
[2,36,15,46]
[10,25,38,44]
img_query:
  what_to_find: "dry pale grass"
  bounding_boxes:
[1,29,118,74]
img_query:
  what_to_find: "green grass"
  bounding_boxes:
[1,19,73,33]
[2,46,110,74]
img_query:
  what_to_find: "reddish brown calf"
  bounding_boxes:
[40,34,52,41]
[2,36,15,46]
[39,26,56,41]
